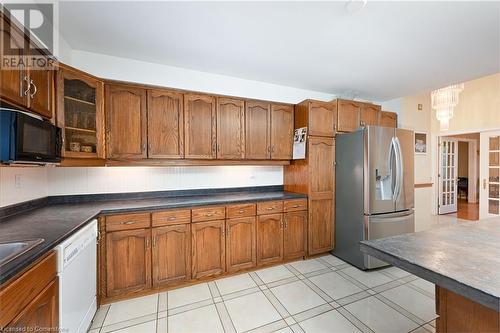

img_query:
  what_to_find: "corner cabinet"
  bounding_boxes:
[184,94,217,159]
[105,84,148,159]
[56,66,104,159]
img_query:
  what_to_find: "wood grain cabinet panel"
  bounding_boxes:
[192,220,226,279]
[257,214,283,266]
[379,111,398,128]
[152,225,191,287]
[309,101,337,137]
[217,97,245,159]
[284,199,308,212]
[308,196,334,255]
[308,137,334,193]
[337,99,361,132]
[152,209,191,227]
[6,279,58,332]
[360,103,381,127]
[245,101,271,159]
[184,94,216,159]
[27,48,53,119]
[0,22,26,108]
[106,229,151,297]
[106,212,151,232]
[270,104,294,160]
[284,211,307,260]
[257,201,283,215]
[226,204,256,219]
[105,85,147,159]
[226,216,256,273]
[191,206,225,222]
[147,89,184,159]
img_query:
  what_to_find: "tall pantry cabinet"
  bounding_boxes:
[284,100,337,255]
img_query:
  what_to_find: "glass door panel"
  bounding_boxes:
[438,139,458,214]
[480,132,500,219]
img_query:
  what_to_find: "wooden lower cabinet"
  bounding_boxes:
[284,211,307,260]
[257,214,284,265]
[192,220,226,279]
[106,229,152,297]
[152,224,191,287]
[6,279,59,332]
[226,216,256,273]
[308,196,334,255]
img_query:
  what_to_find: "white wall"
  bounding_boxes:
[0,167,48,207]
[70,50,336,104]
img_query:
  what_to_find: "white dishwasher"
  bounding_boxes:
[56,219,98,333]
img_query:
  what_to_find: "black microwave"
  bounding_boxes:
[0,109,62,164]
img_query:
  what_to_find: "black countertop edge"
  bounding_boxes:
[47,185,285,204]
[360,242,500,312]
[0,185,285,222]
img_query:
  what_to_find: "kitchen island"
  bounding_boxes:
[360,219,500,333]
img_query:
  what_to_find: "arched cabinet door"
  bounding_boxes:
[105,84,147,159]
[191,220,226,278]
[184,94,216,159]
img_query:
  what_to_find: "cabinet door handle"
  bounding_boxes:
[267,207,274,210]
[29,80,37,98]
[206,213,213,217]
[145,238,150,249]
[23,76,30,96]
[121,221,136,225]
[152,236,157,248]
[238,210,245,214]
[292,205,299,208]
[167,216,176,221]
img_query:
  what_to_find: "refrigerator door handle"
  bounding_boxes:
[391,137,401,202]
[395,136,404,203]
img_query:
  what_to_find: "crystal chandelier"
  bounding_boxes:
[431,83,464,130]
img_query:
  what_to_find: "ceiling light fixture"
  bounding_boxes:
[431,83,464,130]
[345,0,368,14]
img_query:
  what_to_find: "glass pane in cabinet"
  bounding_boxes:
[488,200,499,215]
[490,184,499,199]
[490,152,499,167]
[490,168,500,183]
[489,136,500,151]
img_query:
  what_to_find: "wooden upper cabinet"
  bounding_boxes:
[56,66,104,159]
[184,94,216,159]
[191,220,225,279]
[217,97,245,159]
[270,104,294,160]
[309,101,337,137]
[226,216,256,273]
[284,211,307,260]
[337,99,361,132]
[379,111,398,128]
[245,100,271,159]
[106,229,151,297]
[360,103,381,127]
[257,213,284,266]
[105,85,147,159]
[309,137,334,194]
[27,47,53,118]
[147,89,184,159]
[152,224,191,287]
[0,22,26,107]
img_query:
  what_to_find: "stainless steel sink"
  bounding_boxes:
[0,238,44,265]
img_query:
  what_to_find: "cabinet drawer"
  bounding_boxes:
[192,206,226,222]
[284,199,308,212]
[152,209,191,226]
[106,212,151,231]
[226,204,256,219]
[257,201,284,215]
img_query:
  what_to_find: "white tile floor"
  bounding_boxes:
[88,255,437,333]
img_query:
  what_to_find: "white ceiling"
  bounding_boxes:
[59,1,500,101]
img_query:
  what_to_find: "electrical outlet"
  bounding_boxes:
[14,174,22,188]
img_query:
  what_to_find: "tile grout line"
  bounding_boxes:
[211,279,238,333]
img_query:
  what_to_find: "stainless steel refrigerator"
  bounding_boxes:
[332,126,415,270]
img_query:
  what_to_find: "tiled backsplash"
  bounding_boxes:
[0,166,283,207]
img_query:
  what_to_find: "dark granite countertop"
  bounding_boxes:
[0,187,306,285]
[360,219,500,311]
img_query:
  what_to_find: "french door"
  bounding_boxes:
[480,131,500,219]
[438,138,458,214]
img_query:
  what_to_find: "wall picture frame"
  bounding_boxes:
[415,132,427,154]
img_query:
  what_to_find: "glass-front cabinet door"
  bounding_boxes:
[56,65,104,159]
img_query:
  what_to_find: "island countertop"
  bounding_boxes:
[360,219,500,312]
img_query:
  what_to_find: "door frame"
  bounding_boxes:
[437,137,459,214]
[479,130,500,220]
[432,128,500,217]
